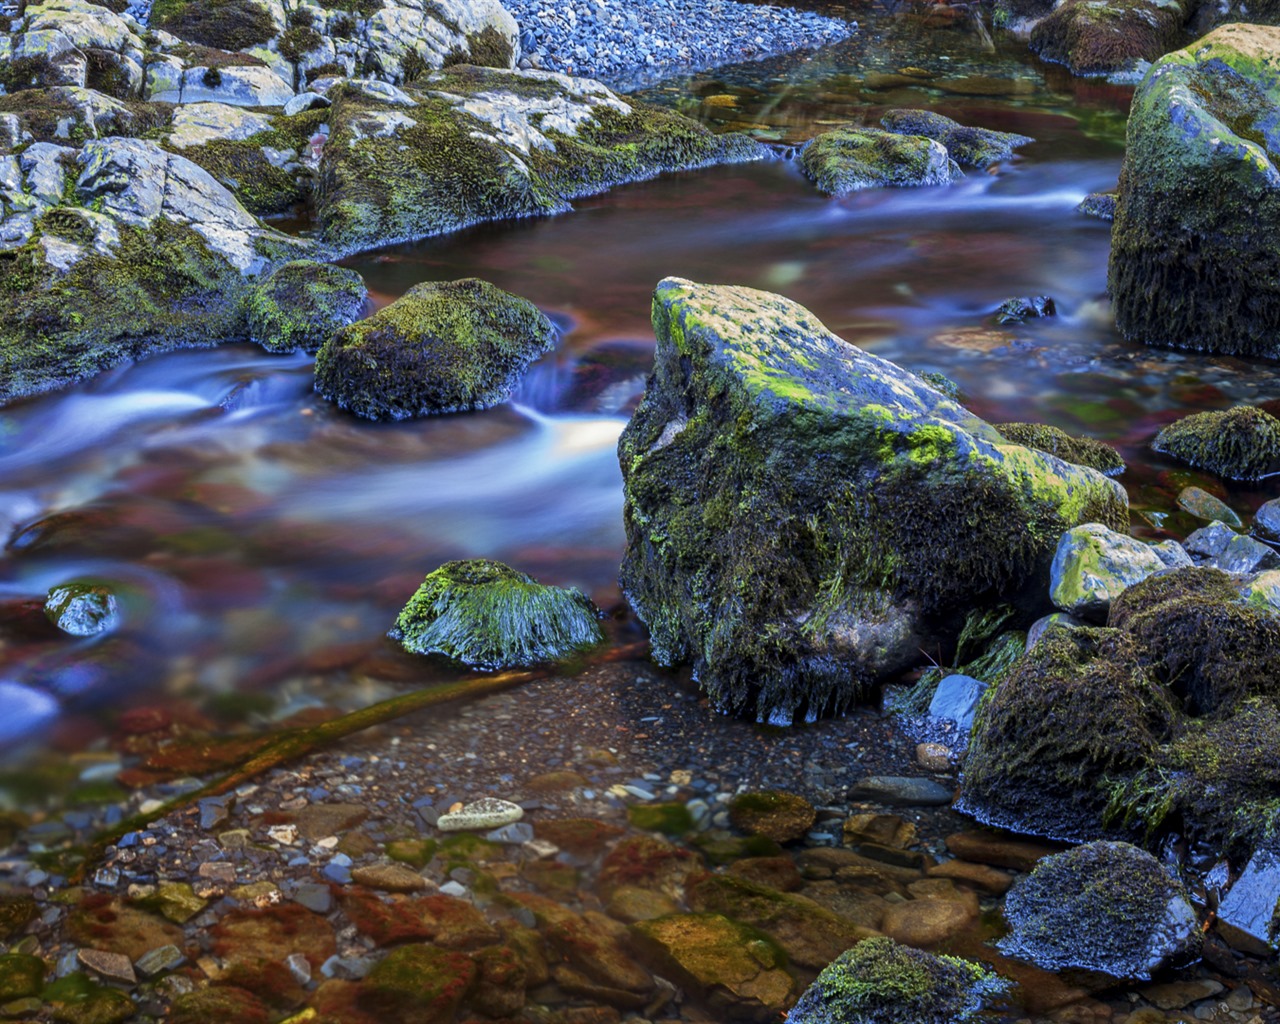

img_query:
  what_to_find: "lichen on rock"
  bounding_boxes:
[880,108,1033,168]
[247,259,367,354]
[800,126,958,195]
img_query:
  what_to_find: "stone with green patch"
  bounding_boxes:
[995,422,1124,475]
[800,126,957,195]
[881,108,1033,167]
[247,259,367,354]
[1049,522,1168,621]
[1029,0,1193,76]
[618,278,1129,723]
[1153,406,1280,482]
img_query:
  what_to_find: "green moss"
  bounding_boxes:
[389,558,603,669]
[314,277,557,419]
[44,973,137,1024]
[628,802,695,835]
[800,126,955,195]
[788,936,1008,1024]
[0,896,38,940]
[690,833,784,866]
[1030,0,1188,74]
[184,139,304,216]
[0,953,45,1001]
[247,259,367,354]
[462,25,515,68]
[915,370,961,399]
[362,944,476,1024]
[387,838,439,870]
[169,986,271,1024]
[881,108,1033,168]
[1151,406,1280,481]
[996,422,1126,476]
[278,24,322,64]
[150,0,276,51]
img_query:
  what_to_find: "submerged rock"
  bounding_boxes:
[316,66,766,255]
[1176,487,1242,527]
[44,582,119,637]
[1077,191,1117,220]
[800,127,957,195]
[1153,407,1280,482]
[618,277,1127,723]
[1000,840,1200,979]
[1029,0,1192,76]
[727,791,816,844]
[389,559,603,669]
[1110,25,1280,357]
[247,260,368,354]
[314,278,557,419]
[1049,523,1168,621]
[788,936,1008,1024]
[994,422,1124,475]
[881,108,1033,168]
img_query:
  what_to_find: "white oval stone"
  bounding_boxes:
[436,797,524,832]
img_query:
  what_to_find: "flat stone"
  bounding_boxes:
[292,883,333,914]
[1216,849,1280,956]
[289,803,369,841]
[1179,488,1242,527]
[78,948,136,984]
[134,944,185,977]
[945,830,1063,871]
[848,776,952,807]
[927,859,1015,895]
[842,814,917,850]
[437,798,524,832]
[881,897,974,946]
[350,864,429,893]
[1139,978,1224,1010]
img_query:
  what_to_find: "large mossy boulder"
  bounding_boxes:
[1000,841,1201,979]
[788,937,1008,1024]
[880,109,1033,168]
[1152,406,1280,481]
[994,423,1124,476]
[1110,25,1280,357]
[389,559,604,670]
[1029,0,1193,77]
[314,278,557,419]
[316,67,767,256]
[799,127,957,195]
[960,567,1280,853]
[247,260,368,354]
[617,278,1128,724]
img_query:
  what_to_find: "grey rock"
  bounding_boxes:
[1049,523,1167,621]
[1216,849,1280,956]
[44,583,119,637]
[881,107,1033,167]
[283,91,330,116]
[1186,522,1280,573]
[1026,611,1086,651]
[1178,486,1243,527]
[487,821,535,844]
[1151,540,1193,568]
[135,945,185,977]
[292,883,333,914]
[1256,498,1280,541]
[847,776,953,806]
[78,948,136,984]
[927,674,987,736]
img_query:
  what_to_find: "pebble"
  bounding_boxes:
[78,949,137,984]
[286,953,312,986]
[847,776,953,806]
[350,863,429,892]
[292,883,334,913]
[135,945,185,977]
[437,797,525,832]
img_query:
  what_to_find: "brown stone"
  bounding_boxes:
[336,830,380,858]
[534,818,625,858]
[552,965,651,1010]
[68,898,184,962]
[605,886,680,924]
[1138,979,1224,1011]
[799,881,889,931]
[927,858,1015,894]
[916,742,952,772]
[211,903,337,969]
[725,856,803,892]
[525,770,588,793]
[945,829,1065,871]
[881,897,975,947]
[842,813,917,850]
[596,835,700,900]
[727,791,817,844]
[77,948,137,984]
[287,803,369,842]
[545,910,653,995]
[341,890,498,949]
[350,864,429,893]
[907,879,980,916]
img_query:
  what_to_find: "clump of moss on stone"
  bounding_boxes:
[800,126,956,195]
[629,803,695,835]
[1029,0,1188,75]
[42,973,137,1024]
[881,108,1033,167]
[0,953,44,1002]
[915,370,961,399]
[169,984,272,1024]
[314,277,557,419]
[788,936,1009,1024]
[247,259,367,354]
[278,24,323,64]
[188,139,304,215]
[362,944,477,1024]
[150,0,277,51]
[996,422,1125,476]
[1152,406,1280,481]
[463,25,516,68]
[389,558,604,670]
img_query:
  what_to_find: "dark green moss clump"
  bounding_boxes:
[800,126,956,195]
[996,422,1126,476]
[150,0,277,50]
[0,220,251,404]
[314,277,556,419]
[1000,841,1200,979]
[788,936,1008,1024]
[389,559,604,670]
[628,802,695,835]
[1152,406,1280,481]
[0,953,45,1002]
[881,108,1033,168]
[362,944,477,1024]
[247,260,367,354]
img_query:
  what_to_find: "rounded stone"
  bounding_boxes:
[727,791,817,843]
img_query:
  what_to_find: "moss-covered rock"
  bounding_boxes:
[628,802,695,835]
[44,581,119,636]
[727,791,816,844]
[389,558,604,669]
[150,0,278,51]
[0,953,45,1001]
[1110,25,1280,357]
[247,259,367,354]
[618,278,1129,723]
[880,108,1033,168]
[314,278,557,419]
[1000,840,1200,979]
[799,127,957,195]
[630,913,794,1024]
[1152,406,1280,482]
[995,423,1124,475]
[316,67,767,255]
[169,985,271,1024]
[361,944,476,1024]
[43,972,137,1024]
[1029,0,1192,76]
[1049,523,1168,621]
[788,936,1008,1024]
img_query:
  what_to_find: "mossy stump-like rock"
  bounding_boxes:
[994,423,1124,476]
[1000,840,1200,979]
[1110,25,1280,357]
[314,278,557,419]
[788,936,1009,1024]
[880,109,1033,168]
[1029,0,1192,76]
[1152,406,1280,482]
[618,277,1129,724]
[800,127,957,195]
[247,260,368,354]
[389,559,604,670]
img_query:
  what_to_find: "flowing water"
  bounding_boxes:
[3,2,1280,764]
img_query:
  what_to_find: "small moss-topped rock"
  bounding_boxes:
[361,944,476,1024]
[995,422,1124,475]
[390,559,603,669]
[1049,523,1167,621]
[0,953,44,1001]
[314,278,557,419]
[247,260,368,354]
[728,791,816,843]
[43,973,138,1024]
[630,913,794,1024]
[800,127,957,195]
[1001,840,1200,979]
[169,985,271,1024]
[1153,406,1280,481]
[881,108,1033,168]
[788,936,1009,1024]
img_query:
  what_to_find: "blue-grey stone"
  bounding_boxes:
[927,674,988,735]
[1217,850,1280,956]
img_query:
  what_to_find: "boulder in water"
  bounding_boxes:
[881,108,1033,168]
[247,260,368,354]
[618,277,1128,723]
[389,559,603,670]
[800,127,957,195]
[44,582,119,637]
[1029,0,1193,77]
[1000,840,1200,979]
[1152,406,1280,482]
[314,278,557,419]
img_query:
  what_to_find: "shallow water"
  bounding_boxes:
[3,1,1280,759]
